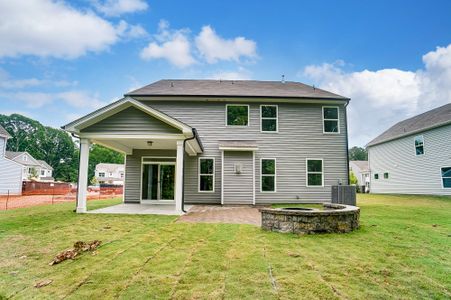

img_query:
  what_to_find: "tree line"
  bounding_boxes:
[0,114,124,183]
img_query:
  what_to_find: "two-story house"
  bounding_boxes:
[0,125,22,195]
[5,151,54,182]
[367,103,451,195]
[63,79,350,213]
[95,163,125,185]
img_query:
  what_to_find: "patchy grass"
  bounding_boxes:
[0,194,450,299]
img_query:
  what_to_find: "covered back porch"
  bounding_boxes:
[63,97,203,214]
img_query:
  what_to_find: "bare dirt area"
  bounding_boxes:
[0,192,123,211]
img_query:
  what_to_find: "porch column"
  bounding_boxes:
[76,138,90,213]
[175,140,184,212]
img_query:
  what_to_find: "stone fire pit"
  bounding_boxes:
[260,203,359,234]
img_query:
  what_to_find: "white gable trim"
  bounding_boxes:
[64,97,192,135]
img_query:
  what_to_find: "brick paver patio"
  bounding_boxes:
[177,205,262,226]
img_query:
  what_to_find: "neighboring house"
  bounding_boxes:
[63,79,350,213]
[349,161,370,192]
[367,103,451,195]
[0,125,22,195]
[95,163,125,185]
[4,151,54,182]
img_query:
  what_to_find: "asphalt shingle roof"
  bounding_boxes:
[367,103,451,147]
[126,79,349,100]
[0,125,10,138]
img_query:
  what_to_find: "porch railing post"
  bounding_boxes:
[175,140,184,212]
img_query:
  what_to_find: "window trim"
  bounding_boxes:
[225,104,250,127]
[374,173,379,180]
[98,172,105,177]
[384,172,389,179]
[260,105,278,133]
[306,158,324,187]
[260,158,277,193]
[198,157,215,193]
[441,166,451,189]
[322,106,340,134]
[414,135,425,156]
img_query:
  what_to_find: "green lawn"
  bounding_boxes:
[0,194,450,299]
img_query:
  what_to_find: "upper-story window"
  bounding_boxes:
[414,135,424,155]
[41,170,45,176]
[99,172,105,177]
[226,104,249,126]
[323,106,340,133]
[261,105,278,132]
[23,155,28,161]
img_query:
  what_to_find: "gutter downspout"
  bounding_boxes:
[344,102,350,185]
[181,128,199,213]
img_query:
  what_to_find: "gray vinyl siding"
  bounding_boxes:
[0,138,22,195]
[368,124,451,195]
[138,101,348,204]
[124,149,176,203]
[223,151,254,204]
[81,106,181,134]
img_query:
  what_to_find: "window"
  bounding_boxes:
[23,155,28,161]
[414,135,424,155]
[199,158,215,192]
[261,105,278,132]
[306,159,323,186]
[323,106,339,133]
[41,170,45,176]
[441,167,451,188]
[99,172,105,177]
[120,172,124,178]
[226,104,249,126]
[374,173,379,180]
[109,172,113,177]
[384,172,389,179]
[261,159,276,192]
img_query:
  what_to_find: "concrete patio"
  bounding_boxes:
[87,203,193,216]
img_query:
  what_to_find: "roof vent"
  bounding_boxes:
[281,75,285,83]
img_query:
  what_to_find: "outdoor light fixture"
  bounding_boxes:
[147,141,153,146]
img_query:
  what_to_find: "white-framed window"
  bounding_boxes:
[414,135,424,155]
[260,105,278,132]
[306,159,323,187]
[41,170,45,176]
[261,158,276,192]
[441,167,451,188]
[120,172,124,178]
[226,104,249,126]
[199,157,215,192]
[374,173,379,180]
[98,172,105,177]
[23,155,28,161]
[322,106,340,133]
[384,172,389,179]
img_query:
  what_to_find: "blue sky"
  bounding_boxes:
[1,0,451,146]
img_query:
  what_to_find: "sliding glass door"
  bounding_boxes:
[142,163,175,201]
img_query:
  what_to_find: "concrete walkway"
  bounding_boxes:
[88,203,192,216]
[177,205,261,226]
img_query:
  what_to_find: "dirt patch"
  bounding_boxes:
[49,240,101,265]
[177,205,261,226]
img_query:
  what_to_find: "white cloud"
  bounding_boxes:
[209,67,252,80]
[0,68,76,89]
[1,90,107,109]
[92,0,148,17]
[0,0,145,59]
[195,25,257,63]
[302,44,451,146]
[57,91,107,109]
[140,20,196,68]
[116,20,148,39]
